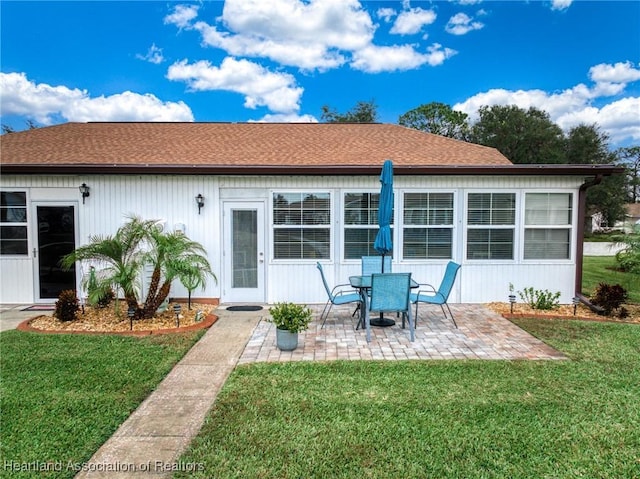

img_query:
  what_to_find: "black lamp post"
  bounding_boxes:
[572,296,580,316]
[173,303,182,327]
[127,305,135,331]
[509,293,516,314]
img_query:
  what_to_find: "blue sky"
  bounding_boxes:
[1,0,639,148]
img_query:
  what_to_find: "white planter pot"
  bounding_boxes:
[276,328,298,351]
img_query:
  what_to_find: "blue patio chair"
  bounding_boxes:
[355,255,393,317]
[365,273,414,342]
[410,261,460,328]
[361,255,392,275]
[316,262,362,328]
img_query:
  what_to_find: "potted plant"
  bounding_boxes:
[268,302,313,351]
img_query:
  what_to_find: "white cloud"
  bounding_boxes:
[166,0,454,74]
[352,43,456,73]
[390,7,437,35]
[251,113,318,123]
[377,8,396,23]
[136,43,164,64]
[453,61,640,145]
[0,72,193,124]
[166,57,303,113]
[445,12,484,35]
[164,4,199,29]
[550,0,572,11]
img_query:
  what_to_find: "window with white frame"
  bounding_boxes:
[343,192,393,259]
[0,191,28,255]
[467,192,516,260]
[524,193,572,259]
[273,192,330,259]
[403,192,454,259]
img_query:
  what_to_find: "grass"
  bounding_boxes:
[583,256,640,303]
[0,330,204,479]
[176,319,640,479]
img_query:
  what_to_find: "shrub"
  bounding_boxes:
[95,288,115,308]
[518,287,561,310]
[613,232,640,274]
[591,283,628,316]
[268,302,313,333]
[55,289,80,322]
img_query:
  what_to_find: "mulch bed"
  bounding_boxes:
[18,302,218,336]
[486,302,640,324]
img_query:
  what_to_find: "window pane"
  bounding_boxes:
[0,226,28,255]
[403,228,452,259]
[468,193,515,225]
[0,192,27,223]
[525,193,572,226]
[273,227,330,260]
[344,228,379,259]
[524,228,570,259]
[467,229,513,260]
[273,193,330,225]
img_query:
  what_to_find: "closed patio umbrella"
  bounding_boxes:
[371,159,394,327]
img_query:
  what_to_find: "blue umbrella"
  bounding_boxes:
[373,159,393,271]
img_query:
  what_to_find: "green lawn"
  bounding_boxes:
[0,330,204,479]
[583,256,640,303]
[176,319,640,479]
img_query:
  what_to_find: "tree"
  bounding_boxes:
[62,216,215,319]
[321,100,378,123]
[398,102,470,140]
[617,146,640,203]
[470,105,565,164]
[565,124,615,165]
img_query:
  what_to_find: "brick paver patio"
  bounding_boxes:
[238,303,566,364]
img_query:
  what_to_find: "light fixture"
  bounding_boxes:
[572,296,580,316]
[127,305,136,331]
[173,303,182,327]
[195,194,205,214]
[508,292,516,314]
[79,183,90,204]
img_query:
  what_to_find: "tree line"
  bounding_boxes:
[322,100,639,228]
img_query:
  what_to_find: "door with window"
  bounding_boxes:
[222,201,265,303]
[33,203,77,301]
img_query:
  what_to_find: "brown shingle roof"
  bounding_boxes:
[1,122,511,170]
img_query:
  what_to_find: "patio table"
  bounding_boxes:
[349,275,418,328]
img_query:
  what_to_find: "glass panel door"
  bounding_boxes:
[223,201,265,303]
[35,204,77,300]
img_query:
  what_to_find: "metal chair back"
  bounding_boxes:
[370,273,411,314]
[437,261,461,301]
[361,255,392,276]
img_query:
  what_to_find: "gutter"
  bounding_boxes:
[575,174,607,314]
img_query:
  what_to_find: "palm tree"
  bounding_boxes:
[141,230,216,318]
[61,217,158,318]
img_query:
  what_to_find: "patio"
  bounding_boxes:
[238,303,567,364]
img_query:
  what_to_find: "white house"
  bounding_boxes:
[0,122,621,305]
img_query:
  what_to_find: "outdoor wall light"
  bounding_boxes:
[127,305,136,331]
[508,293,517,314]
[572,296,580,316]
[195,194,205,214]
[79,183,90,204]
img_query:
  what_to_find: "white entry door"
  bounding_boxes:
[222,201,266,303]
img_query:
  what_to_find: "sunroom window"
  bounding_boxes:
[403,192,453,259]
[0,191,28,255]
[273,192,330,259]
[343,193,393,259]
[467,192,515,260]
[524,193,572,259]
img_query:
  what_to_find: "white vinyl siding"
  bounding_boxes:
[524,193,572,259]
[403,192,454,259]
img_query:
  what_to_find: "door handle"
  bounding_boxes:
[33,248,37,258]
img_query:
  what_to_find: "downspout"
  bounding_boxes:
[575,174,605,312]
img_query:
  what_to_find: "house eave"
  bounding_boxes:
[0,164,624,177]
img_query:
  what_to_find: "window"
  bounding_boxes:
[273,192,330,259]
[524,193,572,259]
[403,192,453,259]
[343,193,393,259]
[0,191,28,255]
[467,193,515,260]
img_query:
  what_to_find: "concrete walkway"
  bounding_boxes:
[75,308,262,479]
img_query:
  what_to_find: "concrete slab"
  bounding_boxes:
[0,305,50,332]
